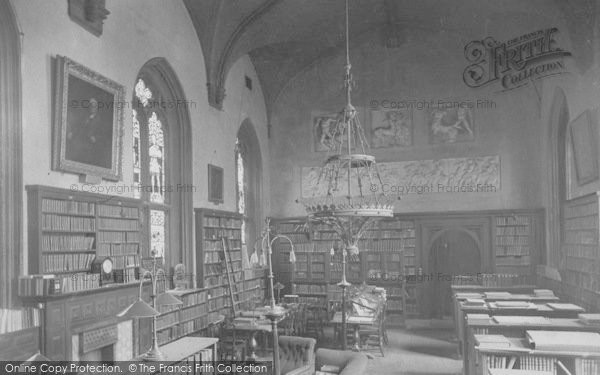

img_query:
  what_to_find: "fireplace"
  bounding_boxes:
[72,320,132,361]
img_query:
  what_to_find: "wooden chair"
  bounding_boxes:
[218,319,247,361]
[358,306,385,357]
[304,306,325,340]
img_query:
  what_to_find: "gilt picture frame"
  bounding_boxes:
[570,110,599,186]
[52,55,124,181]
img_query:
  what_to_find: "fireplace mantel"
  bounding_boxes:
[21,282,150,360]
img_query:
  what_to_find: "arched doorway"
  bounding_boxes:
[429,229,481,318]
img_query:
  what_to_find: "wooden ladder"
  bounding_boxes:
[222,237,240,316]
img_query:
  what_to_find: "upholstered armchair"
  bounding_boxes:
[315,348,367,375]
[278,335,316,375]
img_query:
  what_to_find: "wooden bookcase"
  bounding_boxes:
[271,217,418,323]
[561,193,600,310]
[272,209,543,321]
[493,213,541,276]
[194,208,266,321]
[25,185,143,293]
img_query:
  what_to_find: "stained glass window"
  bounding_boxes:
[235,139,246,245]
[135,78,152,107]
[150,210,166,258]
[132,109,141,199]
[133,78,170,259]
[148,112,165,203]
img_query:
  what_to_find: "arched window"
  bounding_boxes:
[236,120,263,268]
[130,60,193,273]
[133,78,169,259]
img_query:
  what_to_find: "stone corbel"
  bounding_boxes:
[68,0,110,37]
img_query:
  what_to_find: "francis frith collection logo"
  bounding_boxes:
[463,28,571,91]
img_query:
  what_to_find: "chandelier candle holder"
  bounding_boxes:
[260,218,295,375]
[297,0,395,351]
[117,253,183,361]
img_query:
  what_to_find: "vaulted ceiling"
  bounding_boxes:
[183,0,597,116]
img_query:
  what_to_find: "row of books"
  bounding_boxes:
[366,253,402,262]
[207,286,227,299]
[157,311,178,330]
[96,242,139,256]
[58,272,100,293]
[495,226,531,235]
[98,217,139,231]
[358,230,416,239]
[98,204,139,218]
[97,230,139,243]
[564,200,597,218]
[564,214,597,230]
[42,198,95,215]
[202,216,242,228]
[565,257,596,275]
[180,304,209,321]
[42,214,95,232]
[42,253,95,272]
[495,255,531,266]
[564,230,597,245]
[379,220,415,230]
[205,274,228,289]
[496,216,531,225]
[18,274,60,296]
[202,239,242,250]
[563,243,597,259]
[204,251,222,264]
[41,234,94,252]
[293,283,327,294]
[495,236,530,246]
[0,308,40,334]
[110,254,140,269]
[203,228,241,240]
[358,238,415,251]
[496,245,530,256]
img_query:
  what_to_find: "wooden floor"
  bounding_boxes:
[320,320,463,375]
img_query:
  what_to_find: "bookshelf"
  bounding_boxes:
[493,213,540,275]
[25,185,142,294]
[194,208,267,321]
[562,193,600,310]
[273,210,543,321]
[271,217,418,323]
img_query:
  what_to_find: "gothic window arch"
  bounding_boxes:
[131,59,193,276]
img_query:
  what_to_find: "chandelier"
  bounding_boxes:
[298,0,395,254]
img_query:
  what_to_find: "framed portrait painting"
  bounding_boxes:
[53,55,124,180]
[428,106,475,144]
[369,108,412,148]
[208,164,224,204]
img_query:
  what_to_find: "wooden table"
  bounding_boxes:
[136,336,219,375]
[330,312,377,351]
[452,292,560,350]
[456,300,584,359]
[233,306,290,360]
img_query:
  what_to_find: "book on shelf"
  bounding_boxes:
[0,308,41,334]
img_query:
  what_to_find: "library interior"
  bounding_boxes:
[2,0,600,374]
